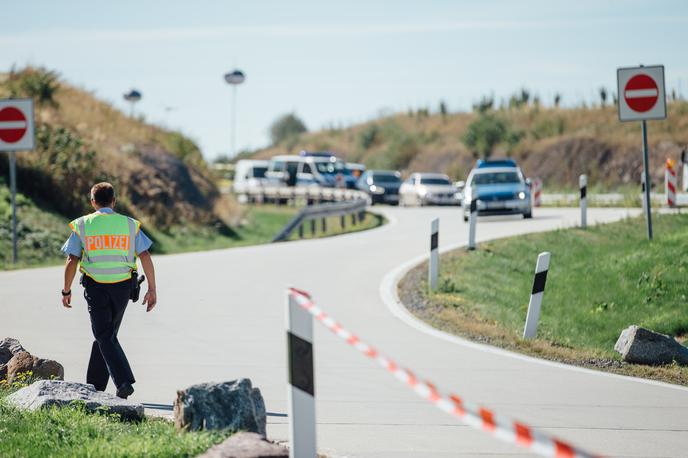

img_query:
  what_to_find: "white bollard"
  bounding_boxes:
[579,174,587,229]
[665,158,677,208]
[523,252,551,340]
[286,291,317,458]
[429,218,439,292]
[468,199,477,250]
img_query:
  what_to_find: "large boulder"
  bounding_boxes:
[197,432,288,458]
[0,337,27,380]
[174,379,266,435]
[6,351,64,383]
[5,380,144,421]
[614,325,688,365]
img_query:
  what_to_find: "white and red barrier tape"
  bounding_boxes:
[532,177,543,207]
[665,158,677,208]
[288,287,600,458]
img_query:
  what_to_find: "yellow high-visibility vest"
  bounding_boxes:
[69,213,140,283]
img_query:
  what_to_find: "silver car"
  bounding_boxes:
[399,173,461,206]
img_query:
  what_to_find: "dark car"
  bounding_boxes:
[356,170,402,205]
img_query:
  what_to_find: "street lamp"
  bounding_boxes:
[123,89,142,118]
[224,69,245,157]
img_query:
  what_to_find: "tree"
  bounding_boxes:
[554,93,562,108]
[472,94,494,113]
[269,113,307,145]
[462,114,508,159]
[599,87,608,106]
[439,100,448,121]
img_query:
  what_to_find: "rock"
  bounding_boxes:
[614,325,688,365]
[0,337,27,380]
[174,379,266,435]
[0,337,26,363]
[6,351,64,383]
[5,380,144,421]
[197,432,288,458]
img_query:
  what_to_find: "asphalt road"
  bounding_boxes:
[3,206,688,457]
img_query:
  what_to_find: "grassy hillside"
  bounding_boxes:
[0,67,251,267]
[0,67,239,230]
[252,101,688,190]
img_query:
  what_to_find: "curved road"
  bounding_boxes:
[3,207,688,457]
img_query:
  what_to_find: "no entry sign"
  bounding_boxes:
[0,99,35,151]
[617,65,666,122]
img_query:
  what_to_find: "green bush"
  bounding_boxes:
[161,132,206,169]
[269,113,307,145]
[7,67,60,107]
[358,124,380,150]
[531,117,566,140]
[462,114,507,158]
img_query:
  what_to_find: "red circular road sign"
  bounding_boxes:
[624,74,659,113]
[0,106,28,143]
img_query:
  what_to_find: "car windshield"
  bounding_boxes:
[252,166,267,178]
[420,177,451,185]
[315,161,348,175]
[472,171,521,185]
[372,174,401,183]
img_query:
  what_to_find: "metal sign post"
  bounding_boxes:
[9,151,18,263]
[617,65,666,241]
[0,98,36,264]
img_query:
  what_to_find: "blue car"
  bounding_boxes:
[461,159,532,221]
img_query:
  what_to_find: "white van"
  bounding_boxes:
[266,155,303,187]
[233,160,269,201]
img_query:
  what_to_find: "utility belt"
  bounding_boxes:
[80,271,146,302]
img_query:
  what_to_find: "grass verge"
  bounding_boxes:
[0,385,229,458]
[2,184,385,270]
[399,213,688,386]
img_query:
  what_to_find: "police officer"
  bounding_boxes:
[60,182,157,399]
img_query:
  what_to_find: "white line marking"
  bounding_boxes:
[0,121,27,129]
[625,89,658,98]
[378,213,688,393]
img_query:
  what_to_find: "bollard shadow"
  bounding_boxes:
[142,403,288,417]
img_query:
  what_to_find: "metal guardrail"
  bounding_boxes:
[272,198,369,242]
[243,185,369,205]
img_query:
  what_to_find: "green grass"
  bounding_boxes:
[285,211,385,241]
[0,386,229,458]
[1,190,385,269]
[0,181,69,269]
[401,213,688,385]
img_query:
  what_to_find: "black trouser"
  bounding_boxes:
[83,276,135,391]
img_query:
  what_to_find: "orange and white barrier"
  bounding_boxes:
[287,288,600,458]
[532,177,543,207]
[665,158,677,208]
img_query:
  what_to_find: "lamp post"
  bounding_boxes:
[224,69,245,157]
[123,89,142,118]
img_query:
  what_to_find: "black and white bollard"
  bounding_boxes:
[429,218,439,291]
[523,252,551,339]
[468,199,477,250]
[286,291,317,458]
[579,174,587,229]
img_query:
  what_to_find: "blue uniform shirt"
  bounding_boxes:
[61,208,153,257]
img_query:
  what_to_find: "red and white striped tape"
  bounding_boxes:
[665,158,677,208]
[288,288,600,458]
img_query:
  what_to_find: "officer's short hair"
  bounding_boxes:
[91,182,115,207]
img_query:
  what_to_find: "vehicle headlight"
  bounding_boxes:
[370,185,384,195]
[418,188,428,197]
[518,191,526,200]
